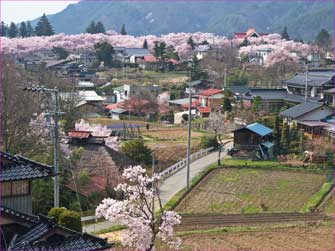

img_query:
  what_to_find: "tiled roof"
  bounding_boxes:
[143,55,158,62]
[124,48,151,57]
[0,151,55,182]
[244,88,288,100]
[68,130,92,139]
[283,70,334,87]
[198,107,211,113]
[199,88,223,96]
[0,206,40,224]
[8,214,110,251]
[279,102,323,119]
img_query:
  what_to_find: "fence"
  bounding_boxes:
[159,147,214,179]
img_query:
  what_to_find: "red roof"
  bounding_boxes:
[167,59,179,64]
[199,89,223,97]
[198,107,211,113]
[234,32,246,39]
[143,55,158,63]
[68,130,91,139]
[105,103,120,110]
[182,99,201,109]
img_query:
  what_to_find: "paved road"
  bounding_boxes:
[83,141,233,233]
[159,141,233,206]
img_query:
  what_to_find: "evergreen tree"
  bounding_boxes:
[86,21,96,34]
[190,55,208,81]
[165,45,179,60]
[120,24,127,35]
[153,41,161,58]
[201,40,209,45]
[35,14,54,36]
[187,36,196,50]
[94,42,114,67]
[315,29,331,49]
[240,38,249,47]
[222,97,232,112]
[280,122,289,154]
[281,26,290,40]
[7,22,18,38]
[159,42,167,59]
[52,47,69,59]
[26,21,34,37]
[143,39,148,49]
[95,21,106,34]
[252,96,262,112]
[0,21,7,37]
[19,22,28,37]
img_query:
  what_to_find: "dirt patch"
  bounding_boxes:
[178,225,333,251]
[176,168,328,214]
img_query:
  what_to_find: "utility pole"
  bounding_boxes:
[186,72,192,188]
[305,63,308,103]
[152,155,155,214]
[23,86,61,208]
[224,68,227,88]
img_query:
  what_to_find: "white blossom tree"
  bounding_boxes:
[96,165,181,251]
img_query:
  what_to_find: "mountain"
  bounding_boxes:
[31,1,333,41]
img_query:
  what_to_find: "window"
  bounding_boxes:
[1,181,30,197]
[1,182,11,197]
[12,181,29,196]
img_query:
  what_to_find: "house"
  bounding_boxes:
[185,80,212,95]
[323,88,335,107]
[195,45,211,60]
[113,84,161,103]
[232,122,274,159]
[169,98,198,111]
[251,48,274,65]
[35,49,59,60]
[122,48,152,64]
[198,88,224,113]
[242,88,288,112]
[68,130,93,144]
[279,102,333,126]
[174,109,197,124]
[0,151,55,214]
[234,28,268,40]
[0,151,110,251]
[283,69,334,99]
[74,50,98,67]
[109,108,129,120]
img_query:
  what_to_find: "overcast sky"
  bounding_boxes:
[1,1,79,24]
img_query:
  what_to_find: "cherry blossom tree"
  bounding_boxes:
[96,165,181,251]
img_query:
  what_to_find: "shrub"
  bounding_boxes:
[78,170,90,186]
[200,135,219,149]
[48,207,67,222]
[121,140,152,165]
[58,210,82,232]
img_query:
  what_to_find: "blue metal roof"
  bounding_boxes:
[246,123,273,136]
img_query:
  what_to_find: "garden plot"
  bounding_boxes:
[176,168,328,214]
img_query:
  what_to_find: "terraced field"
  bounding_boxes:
[176,168,328,214]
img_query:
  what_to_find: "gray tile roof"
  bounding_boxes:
[124,48,151,57]
[0,206,40,224]
[283,70,334,87]
[279,102,323,119]
[0,151,55,182]
[9,214,110,251]
[244,88,288,100]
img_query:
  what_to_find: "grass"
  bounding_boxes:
[91,225,125,235]
[301,182,334,212]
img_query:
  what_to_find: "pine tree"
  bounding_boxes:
[86,21,96,34]
[120,24,127,35]
[281,26,290,40]
[298,129,304,154]
[19,22,28,37]
[280,122,289,154]
[187,36,196,50]
[143,39,148,49]
[315,29,331,49]
[190,55,208,81]
[26,21,34,37]
[159,42,167,59]
[0,21,7,37]
[94,42,114,67]
[95,21,105,34]
[222,97,232,112]
[35,14,54,36]
[153,41,161,58]
[7,22,18,38]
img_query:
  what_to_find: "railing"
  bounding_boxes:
[159,147,214,179]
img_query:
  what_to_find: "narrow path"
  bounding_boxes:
[83,141,233,233]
